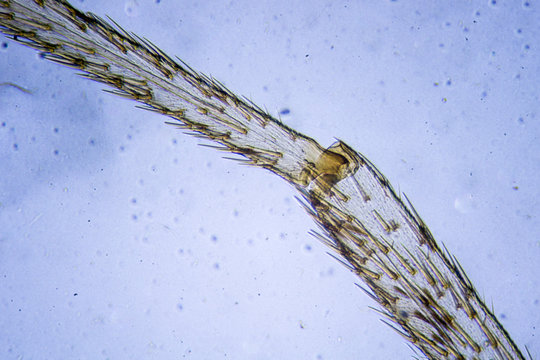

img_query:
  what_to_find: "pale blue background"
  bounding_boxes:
[0,1,538,359]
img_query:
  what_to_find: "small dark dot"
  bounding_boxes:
[1,42,7,49]
[53,149,59,155]
[13,143,18,150]
[279,108,290,115]
[53,127,59,133]
[73,293,78,296]
[89,139,96,146]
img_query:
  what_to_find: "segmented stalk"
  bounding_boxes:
[0,1,526,358]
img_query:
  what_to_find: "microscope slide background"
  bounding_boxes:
[0,1,538,359]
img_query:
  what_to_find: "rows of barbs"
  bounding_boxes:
[292,140,525,359]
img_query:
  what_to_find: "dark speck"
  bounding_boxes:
[279,108,290,115]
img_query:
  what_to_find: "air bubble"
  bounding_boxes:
[454,193,477,214]
[124,1,139,17]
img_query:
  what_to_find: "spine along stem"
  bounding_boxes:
[0,1,526,359]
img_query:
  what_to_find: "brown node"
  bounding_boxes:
[300,140,361,199]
